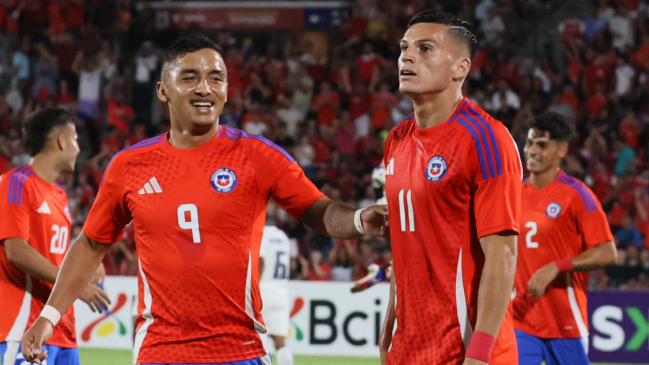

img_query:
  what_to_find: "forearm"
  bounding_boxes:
[380,272,396,352]
[300,198,361,239]
[5,238,59,284]
[47,233,110,313]
[569,241,617,272]
[474,234,517,338]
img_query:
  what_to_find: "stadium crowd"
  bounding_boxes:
[0,0,648,290]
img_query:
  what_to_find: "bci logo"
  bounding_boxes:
[290,298,384,346]
[592,305,649,352]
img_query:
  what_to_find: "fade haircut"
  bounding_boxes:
[530,112,574,143]
[407,10,477,61]
[161,33,223,81]
[23,108,76,156]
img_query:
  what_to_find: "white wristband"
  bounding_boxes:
[354,208,366,235]
[40,305,61,326]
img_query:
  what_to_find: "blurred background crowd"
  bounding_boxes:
[1,0,649,290]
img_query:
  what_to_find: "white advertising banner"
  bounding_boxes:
[74,277,389,357]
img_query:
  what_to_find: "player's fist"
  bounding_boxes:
[21,317,53,364]
[361,205,389,237]
[527,261,560,299]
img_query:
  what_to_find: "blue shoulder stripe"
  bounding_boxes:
[468,106,502,176]
[456,116,489,180]
[10,166,34,205]
[460,113,497,178]
[558,176,597,213]
[404,113,414,120]
[7,166,27,204]
[100,135,162,186]
[560,173,599,211]
[522,177,529,183]
[448,99,469,124]
[224,127,295,163]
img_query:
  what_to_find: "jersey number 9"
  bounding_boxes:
[177,204,201,243]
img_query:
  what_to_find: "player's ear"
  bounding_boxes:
[452,57,471,82]
[558,141,569,159]
[157,81,169,103]
[56,131,66,152]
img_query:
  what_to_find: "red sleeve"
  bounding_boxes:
[272,161,325,221]
[0,175,31,242]
[82,154,132,244]
[472,122,523,238]
[576,191,614,248]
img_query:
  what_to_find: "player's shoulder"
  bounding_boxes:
[1,165,38,205]
[555,171,601,213]
[386,114,415,142]
[108,135,165,167]
[451,98,511,141]
[221,126,295,164]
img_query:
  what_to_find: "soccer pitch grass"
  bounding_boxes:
[78,348,642,365]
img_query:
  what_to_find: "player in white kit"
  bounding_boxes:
[259,225,293,365]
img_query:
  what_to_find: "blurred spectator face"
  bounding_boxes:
[627,244,639,259]
[363,43,373,55]
[157,48,228,129]
[640,249,649,264]
[622,215,634,229]
[524,129,568,174]
[398,23,471,97]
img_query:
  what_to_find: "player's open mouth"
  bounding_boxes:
[399,69,417,78]
[191,101,214,113]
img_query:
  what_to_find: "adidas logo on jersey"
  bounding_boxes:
[138,177,163,195]
[37,201,51,214]
[386,158,395,175]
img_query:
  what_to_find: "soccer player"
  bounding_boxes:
[0,108,109,365]
[21,34,388,365]
[380,11,523,365]
[512,113,616,365]
[258,225,293,365]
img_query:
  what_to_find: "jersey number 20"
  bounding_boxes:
[50,224,68,254]
[177,204,201,243]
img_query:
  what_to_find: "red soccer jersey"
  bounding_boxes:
[513,171,613,339]
[83,126,324,364]
[0,165,76,348]
[384,98,522,365]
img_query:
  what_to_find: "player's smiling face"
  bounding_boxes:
[398,23,469,98]
[158,48,228,130]
[524,129,567,174]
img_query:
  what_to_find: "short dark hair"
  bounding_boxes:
[530,112,573,143]
[23,108,76,156]
[407,10,477,60]
[161,33,223,80]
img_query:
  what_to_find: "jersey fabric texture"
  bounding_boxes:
[0,165,76,348]
[0,341,80,365]
[513,171,613,339]
[383,98,523,364]
[83,127,324,364]
[259,225,291,336]
[515,330,589,365]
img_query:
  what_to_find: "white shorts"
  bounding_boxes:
[260,288,289,337]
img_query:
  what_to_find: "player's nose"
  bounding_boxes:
[194,78,211,96]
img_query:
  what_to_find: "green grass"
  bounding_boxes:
[77,348,640,365]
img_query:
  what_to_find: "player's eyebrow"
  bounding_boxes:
[399,39,438,47]
[178,69,225,76]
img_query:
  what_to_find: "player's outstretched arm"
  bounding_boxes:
[464,233,517,365]
[379,270,396,365]
[528,240,616,298]
[299,197,389,239]
[21,232,111,364]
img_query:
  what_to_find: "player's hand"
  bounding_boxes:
[528,262,560,299]
[462,358,487,365]
[80,282,111,313]
[21,317,53,364]
[91,263,106,285]
[361,205,389,237]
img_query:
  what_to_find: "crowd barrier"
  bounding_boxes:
[73,277,648,363]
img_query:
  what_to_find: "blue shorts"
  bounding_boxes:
[141,354,272,365]
[0,341,80,365]
[515,330,589,365]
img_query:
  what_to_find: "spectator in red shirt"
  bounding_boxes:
[356,42,382,88]
[311,82,340,126]
[308,251,332,281]
[620,111,641,148]
[371,83,397,130]
[558,9,585,48]
[106,90,135,133]
[349,81,372,120]
[585,54,612,94]
[342,6,368,47]
[586,81,609,117]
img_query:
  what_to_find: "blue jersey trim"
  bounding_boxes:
[456,117,489,180]
[557,175,597,213]
[468,106,502,176]
[224,126,295,163]
[100,136,162,186]
[461,112,497,178]
[7,166,27,204]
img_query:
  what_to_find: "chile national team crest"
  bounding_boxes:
[546,202,562,218]
[211,168,238,193]
[425,155,448,182]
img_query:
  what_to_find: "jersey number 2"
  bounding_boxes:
[50,224,68,254]
[177,204,201,243]
[525,221,539,248]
